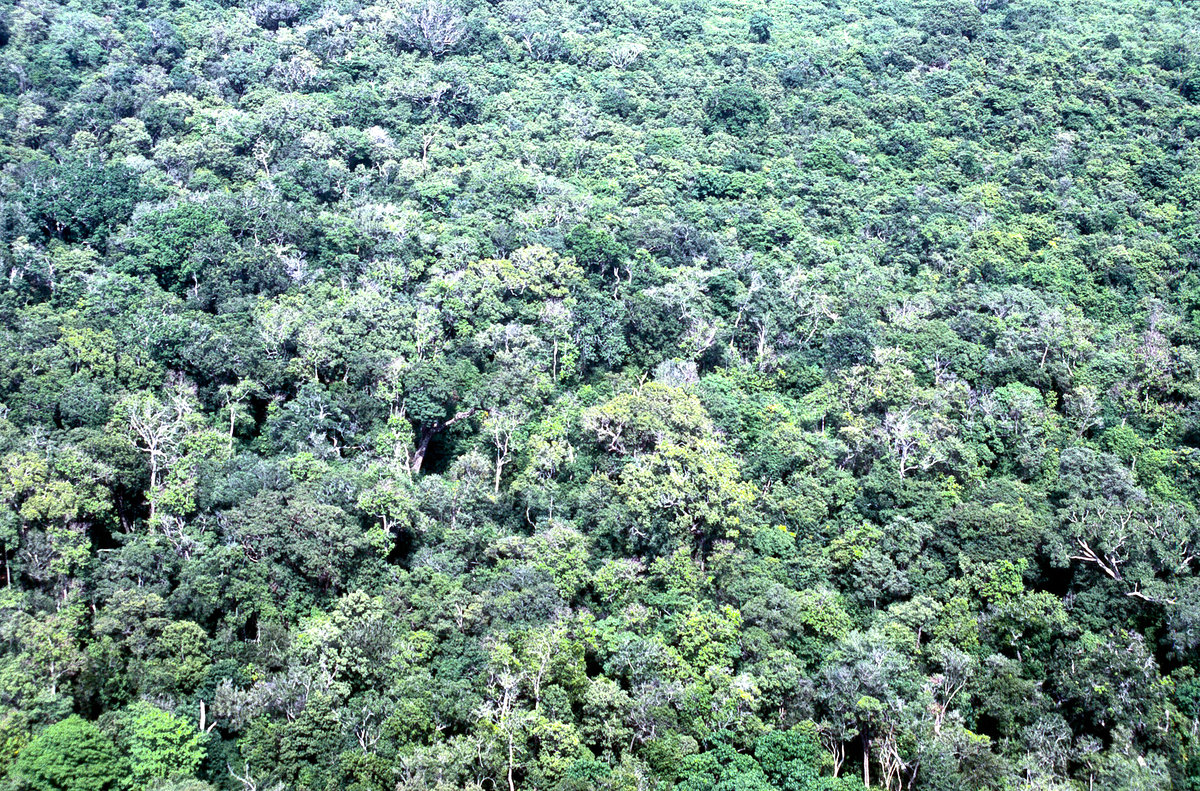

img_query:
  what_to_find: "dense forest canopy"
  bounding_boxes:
[0,0,1198,787]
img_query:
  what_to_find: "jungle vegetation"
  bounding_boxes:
[0,0,1199,788]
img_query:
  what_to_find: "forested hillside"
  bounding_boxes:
[0,0,1198,787]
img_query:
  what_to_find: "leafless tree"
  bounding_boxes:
[396,0,466,58]
[123,380,198,523]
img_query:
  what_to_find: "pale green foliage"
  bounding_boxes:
[119,703,206,787]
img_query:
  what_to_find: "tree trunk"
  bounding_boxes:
[147,452,160,522]
[410,409,477,474]
[863,733,871,788]
[411,426,436,474]
[507,735,516,791]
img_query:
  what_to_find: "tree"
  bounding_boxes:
[12,717,127,791]
[144,620,211,696]
[277,694,342,790]
[477,643,536,791]
[755,722,863,791]
[818,632,917,788]
[119,703,206,787]
[118,384,203,526]
[0,446,112,590]
[582,383,710,457]
[399,359,481,474]
[484,404,530,494]
[19,160,140,245]
[605,436,756,556]
[217,380,262,447]
[704,86,770,137]
[749,12,772,43]
[925,646,974,737]
[395,0,466,58]
[580,676,632,760]
[222,489,389,597]
[1053,447,1198,606]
